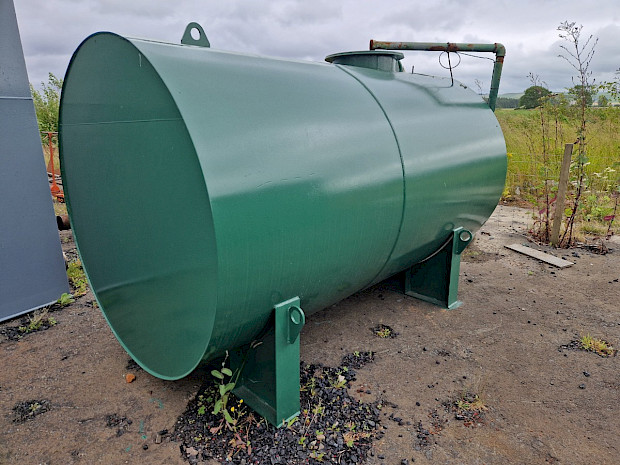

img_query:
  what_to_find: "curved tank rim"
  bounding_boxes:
[325,50,405,63]
[59,31,218,380]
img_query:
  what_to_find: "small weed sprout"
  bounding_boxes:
[331,374,347,389]
[455,393,487,412]
[27,313,46,332]
[67,260,88,296]
[371,324,397,338]
[301,375,318,396]
[196,393,213,416]
[309,451,325,461]
[377,327,391,338]
[18,309,57,334]
[12,399,51,423]
[58,292,74,307]
[29,402,41,413]
[344,432,355,448]
[579,334,615,356]
[312,402,325,417]
[286,416,298,428]
[342,430,371,448]
[450,391,488,427]
[209,341,261,430]
[211,352,237,426]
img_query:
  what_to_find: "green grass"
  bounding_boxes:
[497,107,620,199]
[52,200,67,216]
[496,107,620,238]
[67,260,88,296]
[18,309,57,334]
[455,392,487,412]
[579,334,615,357]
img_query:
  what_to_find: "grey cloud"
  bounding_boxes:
[11,0,620,95]
[92,0,175,19]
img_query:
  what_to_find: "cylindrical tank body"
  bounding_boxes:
[60,33,506,380]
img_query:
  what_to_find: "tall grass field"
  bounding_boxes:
[496,107,619,237]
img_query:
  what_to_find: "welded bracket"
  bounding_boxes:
[402,227,472,309]
[232,297,305,427]
[181,22,210,48]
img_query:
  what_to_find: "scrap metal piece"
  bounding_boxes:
[0,0,69,321]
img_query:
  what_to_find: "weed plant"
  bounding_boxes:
[67,260,88,296]
[579,334,615,357]
[17,309,57,335]
[497,107,619,242]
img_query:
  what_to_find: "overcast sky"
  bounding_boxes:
[13,0,620,95]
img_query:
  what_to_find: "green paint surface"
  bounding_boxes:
[60,33,506,380]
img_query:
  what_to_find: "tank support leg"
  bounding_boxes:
[232,297,305,427]
[402,227,472,309]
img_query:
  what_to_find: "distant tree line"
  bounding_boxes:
[495,97,519,109]
[483,85,608,110]
[516,84,606,109]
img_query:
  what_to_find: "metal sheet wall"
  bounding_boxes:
[0,0,69,321]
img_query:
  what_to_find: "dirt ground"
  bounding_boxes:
[1,204,618,465]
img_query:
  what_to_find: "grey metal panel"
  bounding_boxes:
[0,0,31,97]
[0,0,70,321]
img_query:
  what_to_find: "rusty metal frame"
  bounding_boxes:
[370,40,505,112]
[45,131,64,201]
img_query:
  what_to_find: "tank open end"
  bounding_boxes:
[60,33,218,379]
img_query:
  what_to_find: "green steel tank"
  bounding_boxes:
[60,24,507,425]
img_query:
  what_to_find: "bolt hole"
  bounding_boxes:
[289,306,303,325]
[190,27,201,40]
[459,230,472,242]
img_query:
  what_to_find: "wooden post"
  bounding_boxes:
[550,143,573,246]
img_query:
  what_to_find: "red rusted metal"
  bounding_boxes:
[46,131,64,201]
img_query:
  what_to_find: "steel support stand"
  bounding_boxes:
[232,297,305,426]
[402,227,472,309]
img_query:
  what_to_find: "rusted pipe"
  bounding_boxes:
[45,131,65,200]
[370,41,505,112]
[56,214,71,230]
